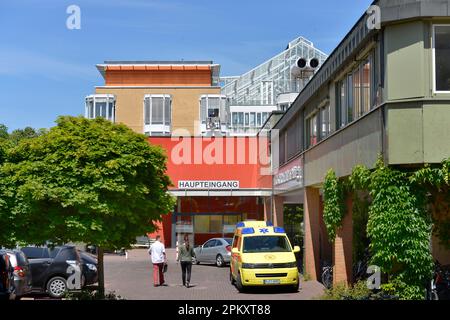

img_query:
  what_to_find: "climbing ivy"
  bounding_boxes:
[322,169,345,242]
[366,159,434,300]
[322,157,450,299]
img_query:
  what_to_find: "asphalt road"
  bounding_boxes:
[104,248,325,300]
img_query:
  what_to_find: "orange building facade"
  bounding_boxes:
[86,61,275,247]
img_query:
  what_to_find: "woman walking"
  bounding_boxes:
[177,234,194,288]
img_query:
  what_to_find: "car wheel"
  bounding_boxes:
[236,273,245,293]
[193,254,200,265]
[46,276,67,299]
[216,255,225,268]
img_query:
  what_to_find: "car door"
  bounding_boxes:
[197,240,213,263]
[22,247,52,290]
[205,240,221,262]
[230,236,241,277]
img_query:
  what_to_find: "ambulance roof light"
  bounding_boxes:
[241,227,255,234]
[274,227,285,233]
[236,222,245,228]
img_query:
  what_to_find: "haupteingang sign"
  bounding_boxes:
[178,180,240,190]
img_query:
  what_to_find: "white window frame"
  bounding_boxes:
[85,94,115,122]
[432,24,450,93]
[143,94,172,135]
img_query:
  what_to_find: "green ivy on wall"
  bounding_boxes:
[322,158,450,299]
[322,169,345,242]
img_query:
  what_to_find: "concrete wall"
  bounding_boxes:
[304,108,383,186]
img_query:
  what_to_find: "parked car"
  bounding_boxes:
[134,235,151,248]
[85,244,125,256]
[0,250,15,300]
[193,238,232,267]
[78,250,98,286]
[21,245,84,298]
[5,249,32,299]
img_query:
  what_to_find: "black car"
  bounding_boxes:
[78,251,98,286]
[21,245,84,298]
[0,250,15,300]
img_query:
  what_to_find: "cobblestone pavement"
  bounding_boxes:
[104,249,325,300]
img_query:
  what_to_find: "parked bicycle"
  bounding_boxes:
[353,249,371,283]
[427,260,450,300]
[321,261,333,289]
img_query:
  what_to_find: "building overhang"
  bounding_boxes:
[169,189,272,197]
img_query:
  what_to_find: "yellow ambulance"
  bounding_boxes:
[229,221,300,292]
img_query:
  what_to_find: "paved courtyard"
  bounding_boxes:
[104,248,324,300]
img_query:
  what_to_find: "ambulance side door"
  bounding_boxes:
[230,236,241,277]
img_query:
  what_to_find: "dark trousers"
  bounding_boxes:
[180,261,192,285]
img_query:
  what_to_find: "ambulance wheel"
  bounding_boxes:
[236,273,246,293]
[290,280,300,293]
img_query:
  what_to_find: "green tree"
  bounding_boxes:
[0,116,175,296]
[0,124,8,140]
[8,127,45,145]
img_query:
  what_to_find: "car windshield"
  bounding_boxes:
[224,238,232,245]
[243,236,291,253]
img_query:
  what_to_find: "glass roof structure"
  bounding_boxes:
[220,37,328,106]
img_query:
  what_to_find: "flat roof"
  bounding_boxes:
[95,60,221,82]
[103,60,214,65]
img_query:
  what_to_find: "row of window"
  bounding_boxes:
[336,53,377,129]
[231,112,270,128]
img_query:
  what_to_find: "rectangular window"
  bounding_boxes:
[164,98,171,125]
[144,95,172,127]
[244,113,249,126]
[144,99,151,125]
[320,105,330,139]
[257,113,262,126]
[347,74,354,123]
[306,114,318,148]
[434,25,450,92]
[238,112,244,125]
[338,80,347,128]
[353,68,361,118]
[88,100,94,119]
[249,112,256,127]
[152,97,164,124]
[232,113,238,125]
[362,58,371,113]
[200,97,207,123]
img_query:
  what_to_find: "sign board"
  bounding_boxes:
[274,157,303,190]
[178,180,240,190]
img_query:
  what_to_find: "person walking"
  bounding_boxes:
[148,235,167,287]
[177,234,194,288]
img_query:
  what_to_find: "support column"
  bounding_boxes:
[263,197,271,221]
[303,187,321,280]
[333,196,353,285]
[273,196,284,227]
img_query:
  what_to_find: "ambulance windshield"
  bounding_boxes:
[243,236,291,253]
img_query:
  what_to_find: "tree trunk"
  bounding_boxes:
[97,247,105,299]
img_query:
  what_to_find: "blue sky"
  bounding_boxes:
[0,0,372,131]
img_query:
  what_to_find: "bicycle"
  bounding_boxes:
[321,263,333,289]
